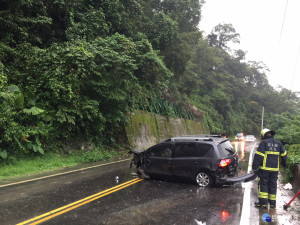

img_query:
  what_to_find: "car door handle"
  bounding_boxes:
[193,161,198,164]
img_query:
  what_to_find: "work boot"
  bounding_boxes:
[254,202,267,208]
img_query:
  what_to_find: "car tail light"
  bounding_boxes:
[219,159,231,167]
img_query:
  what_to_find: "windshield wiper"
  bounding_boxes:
[225,147,234,154]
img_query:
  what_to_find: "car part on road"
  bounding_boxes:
[284,190,300,210]
[195,172,212,187]
[216,170,257,185]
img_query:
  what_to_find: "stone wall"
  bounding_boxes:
[124,110,209,149]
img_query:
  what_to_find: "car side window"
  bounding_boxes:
[147,143,173,157]
[197,144,214,157]
[175,143,198,157]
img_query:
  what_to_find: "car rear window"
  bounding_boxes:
[175,143,213,157]
[218,141,235,157]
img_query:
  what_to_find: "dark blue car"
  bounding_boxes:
[130,135,239,187]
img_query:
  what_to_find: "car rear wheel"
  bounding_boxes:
[195,172,212,187]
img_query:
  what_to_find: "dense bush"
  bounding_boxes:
[284,144,300,181]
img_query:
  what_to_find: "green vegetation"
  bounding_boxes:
[1,0,299,178]
[284,144,300,182]
[0,147,127,179]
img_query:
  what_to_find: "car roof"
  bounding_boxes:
[163,135,227,144]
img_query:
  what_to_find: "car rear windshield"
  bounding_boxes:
[218,141,235,157]
[175,143,213,157]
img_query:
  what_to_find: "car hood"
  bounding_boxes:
[129,149,146,155]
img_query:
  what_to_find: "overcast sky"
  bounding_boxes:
[199,0,300,93]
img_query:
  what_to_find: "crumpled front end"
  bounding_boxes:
[129,149,145,168]
[129,149,149,179]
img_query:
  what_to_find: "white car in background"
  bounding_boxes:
[245,135,256,142]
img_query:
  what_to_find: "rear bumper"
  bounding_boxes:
[216,170,257,185]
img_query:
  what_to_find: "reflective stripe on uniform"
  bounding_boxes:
[265,151,280,155]
[269,194,276,200]
[259,191,268,199]
[281,151,287,156]
[259,166,279,171]
[255,151,265,157]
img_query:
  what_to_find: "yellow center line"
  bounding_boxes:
[0,158,131,188]
[17,178,142,225]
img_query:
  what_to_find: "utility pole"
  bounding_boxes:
[261,105,264,130]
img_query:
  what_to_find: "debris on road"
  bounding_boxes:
[194,219,206,225]
[283,183,293,190]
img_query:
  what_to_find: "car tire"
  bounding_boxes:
[195,172,213,187]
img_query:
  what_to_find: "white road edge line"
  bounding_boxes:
[239,143,256,225]
[0,158,131,188]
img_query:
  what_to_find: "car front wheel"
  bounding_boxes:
[195,172,212,187]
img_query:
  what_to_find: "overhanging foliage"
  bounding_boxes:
[0,0,299,160]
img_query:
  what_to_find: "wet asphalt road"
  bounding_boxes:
[0,142,256,225]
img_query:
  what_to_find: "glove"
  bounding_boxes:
[251,168,259,175]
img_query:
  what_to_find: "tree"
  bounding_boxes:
[142,12,178,50]
[234,49,247,61]
[159,0,203,32]
[207,23,240,50]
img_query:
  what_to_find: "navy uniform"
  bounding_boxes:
[252,128,287,208]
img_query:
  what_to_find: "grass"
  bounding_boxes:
[0,148,128,180]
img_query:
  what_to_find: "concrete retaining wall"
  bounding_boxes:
[124,110,209,149]
[292,164,300,199]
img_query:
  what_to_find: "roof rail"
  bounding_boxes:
[205,135,222,138]
[182,134,222,138]
[170,137,213,142]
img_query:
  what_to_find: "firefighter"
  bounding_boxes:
[252,128,287,208]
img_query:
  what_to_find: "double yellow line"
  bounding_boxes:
[17,178,143,225]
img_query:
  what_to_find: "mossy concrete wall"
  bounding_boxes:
[292,164,300,199]
[124,110,209,149]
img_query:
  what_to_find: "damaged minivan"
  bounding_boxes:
[130,135,239,187]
